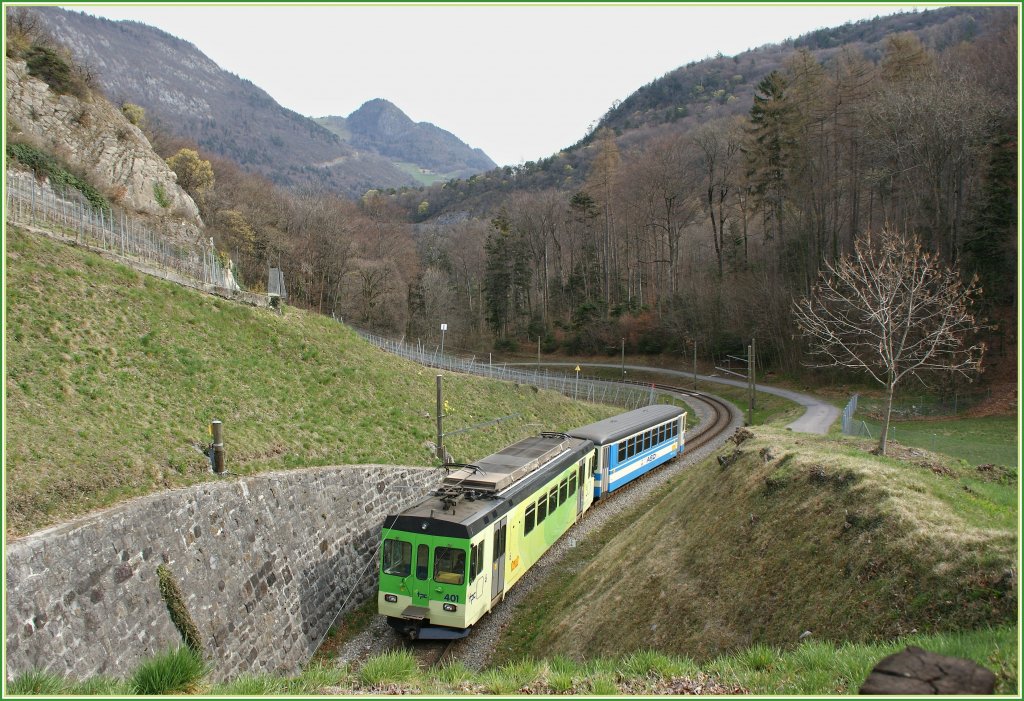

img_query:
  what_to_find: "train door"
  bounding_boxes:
[410,541,432,611]
[490,517,507,605]
[576,461,586,517]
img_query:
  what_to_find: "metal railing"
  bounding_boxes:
[5,169,237,290]
[356,329,657,410]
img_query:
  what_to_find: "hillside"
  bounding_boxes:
[390,5,1008,219]
[591,6,998,139]
[27,7,494,197]
[4,24,201,240]
[494,427,1017,661]
[3,227,619,536]
[317,99,496,183]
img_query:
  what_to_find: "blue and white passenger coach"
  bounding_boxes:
[568,404,686,498]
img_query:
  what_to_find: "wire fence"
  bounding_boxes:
[355,329,658,410]
[5,169,238,291]
[842,386,993,439]
[841,394,859,435]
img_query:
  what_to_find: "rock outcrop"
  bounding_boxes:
[5,57,202,226]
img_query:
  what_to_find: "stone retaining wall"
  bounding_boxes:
[5,465,442,682]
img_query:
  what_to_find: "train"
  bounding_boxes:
[377,404,686,640]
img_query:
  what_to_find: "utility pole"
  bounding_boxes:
[621,337,625,378]
[747,343,754,426]
[440,323,447,358]
[436,374,445,462]
[750,337,757,414]
[537,336,541,369]
[692,341,698,390]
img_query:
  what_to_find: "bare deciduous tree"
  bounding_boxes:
[793,226,984,454]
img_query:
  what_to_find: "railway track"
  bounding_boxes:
[660,383,736,451]
[405,638,455,669]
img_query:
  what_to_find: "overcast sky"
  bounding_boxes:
[72,3,927,167]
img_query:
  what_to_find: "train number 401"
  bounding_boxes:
[443,593,459,603]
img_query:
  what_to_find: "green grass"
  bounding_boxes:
[356,649,418,687]
[212,672,287,695]
[393,161,450,186]
[129,646,208,695]
[492,427,1017,667]
[856,415,1018,469]
[5,227,619,534]
[21,625,1016,695]
[707,626,1019,695]
[7,670,66,695]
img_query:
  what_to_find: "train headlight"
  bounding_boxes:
[442,603,457,612]
[384,594,398,603]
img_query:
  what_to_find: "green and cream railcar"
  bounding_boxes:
[378,433,596,639]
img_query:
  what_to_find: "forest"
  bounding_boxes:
[162,10,1015,377]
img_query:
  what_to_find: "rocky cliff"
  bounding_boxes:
[5,57,202,228]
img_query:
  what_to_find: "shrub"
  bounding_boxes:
[121,102,145,127]
[156,564,204,654]
[24,45,86,98]
[153,181,170,208]
[6,141,110,212]
[130,646,208,695]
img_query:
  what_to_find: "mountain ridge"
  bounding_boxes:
[28,7,495,196]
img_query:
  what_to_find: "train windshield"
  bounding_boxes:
[382,539,412,577]
[433,547,466,585]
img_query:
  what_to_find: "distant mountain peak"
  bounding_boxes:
[348,99,416,138]
[316,99,496,182]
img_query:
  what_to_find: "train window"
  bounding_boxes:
[525,504,536,534]
[382,539,412,578]
[549,487,558,512]
[627,437,634,457]
[617,442,626,462]
[659,424,666,442]
[416,544,429,580]
[538,497,547,523]
[568,472,577,496]
[496,523,506,557]
[433,547,466,585]
[670,421,677,438]
[589,454,596,477]
[469,543,480,581]
[645,430,652,450]
[559,478,568,504]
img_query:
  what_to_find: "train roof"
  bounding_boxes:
[384,433,593,539]
[567,404,685,445]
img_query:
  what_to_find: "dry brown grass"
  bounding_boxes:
[495,427,1017,663]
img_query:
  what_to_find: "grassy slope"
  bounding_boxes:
[494,427,1017,664]
[4,228,618,536]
